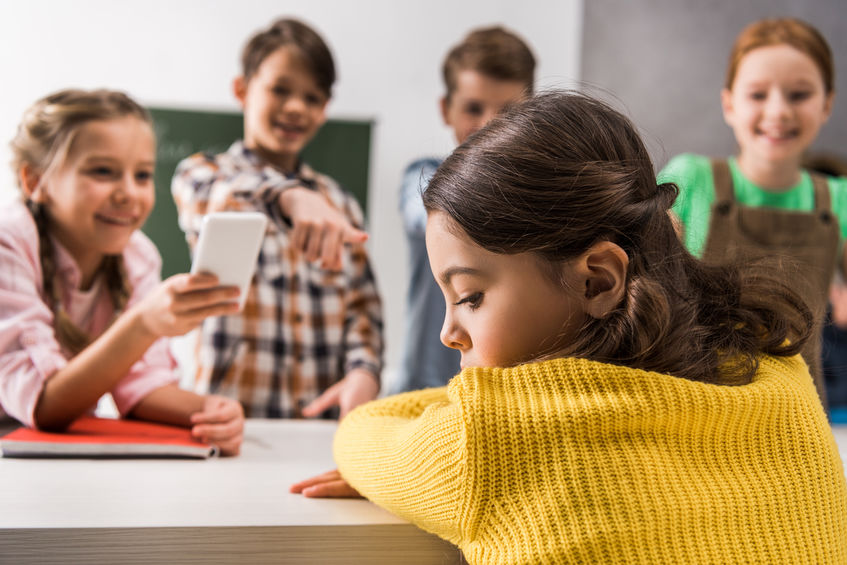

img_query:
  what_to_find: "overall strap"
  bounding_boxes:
[809,172,832,213]
[710,159,734,202]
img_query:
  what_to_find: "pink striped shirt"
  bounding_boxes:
[0,200,177,427]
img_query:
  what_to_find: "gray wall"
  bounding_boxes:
[581,0,846,171]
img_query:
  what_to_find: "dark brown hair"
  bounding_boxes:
[10,89,145,354]
[241,17,336,98]
[424,91,812,384]
[726,18,834,93]
[442,26,536,102]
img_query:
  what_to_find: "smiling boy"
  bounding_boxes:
[172,18,383,419]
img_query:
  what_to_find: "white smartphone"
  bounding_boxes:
[190,211,268,310]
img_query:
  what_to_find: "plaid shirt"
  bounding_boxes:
[172,141,383,418]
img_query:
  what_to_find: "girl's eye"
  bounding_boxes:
[748,92,766,101]
[89,167,117,179]
[135,170,153,183]
[788,91,812,102]
[272,86,290,97]
[455,292,483,311]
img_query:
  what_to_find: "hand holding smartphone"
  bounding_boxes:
[190,212,268,310]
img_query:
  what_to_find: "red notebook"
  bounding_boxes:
[0,416,218,459]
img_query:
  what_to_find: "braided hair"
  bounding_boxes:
[11,89,147,354]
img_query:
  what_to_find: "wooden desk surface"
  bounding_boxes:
[0,419,463,565]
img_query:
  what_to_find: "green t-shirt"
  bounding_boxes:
[659,153,847,258]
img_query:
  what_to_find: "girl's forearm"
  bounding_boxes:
[129,384,206,427]
[33,306,159,430]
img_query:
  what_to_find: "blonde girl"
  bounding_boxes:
[1,89,244,454]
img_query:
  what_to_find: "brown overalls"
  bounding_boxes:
[701,160,838,406]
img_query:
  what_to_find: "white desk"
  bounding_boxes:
[2,420,845,565]
[0,419,463,565]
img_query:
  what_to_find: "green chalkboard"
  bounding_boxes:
[143,107,372,279]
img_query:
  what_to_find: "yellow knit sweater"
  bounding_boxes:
[334,355,847,564]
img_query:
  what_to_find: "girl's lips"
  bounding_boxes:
[755,127,799,141]
[95,213,136,226]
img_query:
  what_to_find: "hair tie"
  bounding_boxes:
[655,182,679,211]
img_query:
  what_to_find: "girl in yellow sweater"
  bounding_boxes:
[292,92,847,564]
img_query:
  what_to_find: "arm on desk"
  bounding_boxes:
[34,273,239,431]
[131,385,244,456]
[293,387,452,497]
[296,388,466,544]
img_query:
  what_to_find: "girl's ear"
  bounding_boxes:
[720,87,735,127]
[577,241,629,319]
[823,91,835,122]
[19,164,44,202]
[232,76,248,107]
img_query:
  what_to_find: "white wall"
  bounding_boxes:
[0,0,583,386]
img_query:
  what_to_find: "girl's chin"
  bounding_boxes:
[96,234,133,256]
[100,246,130,257]
[756,136,800,148]
[746,141,805,162]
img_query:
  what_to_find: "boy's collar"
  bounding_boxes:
[232,140,311,181]
[230,140,320,188]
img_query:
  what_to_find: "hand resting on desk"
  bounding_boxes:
[290,469,362,498]
[190,395,245,456]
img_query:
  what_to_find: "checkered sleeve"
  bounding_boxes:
[171,150,303,252]
[340,194,384,382]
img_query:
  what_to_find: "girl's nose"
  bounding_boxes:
[764,91,791,119]
[440,312,469,351]
[113,174,143,203]
[111,176,130,203]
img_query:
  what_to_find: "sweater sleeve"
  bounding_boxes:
[333,387,466,545]
[338,194,384,380]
